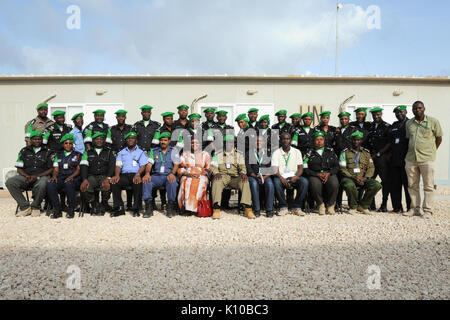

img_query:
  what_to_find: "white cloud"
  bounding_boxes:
[0,0,371,75]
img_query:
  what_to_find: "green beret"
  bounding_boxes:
[115,109,128,115]
[215,110,228,116]
[177,105,190,110]
[259,115,270,123]
[188,113,201,121]
[313,131,325,138]
[351,131,364,139]
[159,132,171,139]
[36,103,48,110]
[394,105,407,113]
[92,132,106,140]
[320,111,331,118]
[301,112,314,119]
[275,110,287,116]
[204,108,216,114]
[93,109,106,115]
[52,110,66,117]
[140,105,153,111]
[29,131,43,139]
[71,113,84,120]
[161,112,175,118]
[60,133,74,143]
[354,108,368,114]
[338,112,351,118]
[125,132,138,140]
[248,108,259,114]
[370,107,384,114]
[235,114,249,122]
[223,135,235,142]
[289,113,302,119]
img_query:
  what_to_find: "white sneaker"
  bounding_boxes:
[17,207,32,217]
[278,208,289,216]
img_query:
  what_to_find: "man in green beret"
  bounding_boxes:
[70,113,85,154]
[6,131,53,217]
[247,108,259,129]
[83,110,113,151]
[174,105,190,130]
[293,112,315,155]
[201,108,218,150]
[258,115,274,155]
[339,131,381,215]
[202,107,217,130]
[236,113,257,156]
[350,107,371,147]
[131,106,161,153]
[215,110,234,137]
[272,110,291,136]
[42,110,73,152]
[367,107,391,212]
[25,102,54,147]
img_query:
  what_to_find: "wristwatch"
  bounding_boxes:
[376,152,381,157]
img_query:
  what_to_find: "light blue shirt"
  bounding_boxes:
[71,127,85,154]
[116,145,148,174]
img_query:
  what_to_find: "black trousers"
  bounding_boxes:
[390,165,411,211]
[111,173,142,209]
[372,154,390,206]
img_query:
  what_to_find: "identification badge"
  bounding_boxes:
[133,160,138,167]
[284,168,291,174]
[63,163,69,169]
[226,164,231,169]
[354,168,361,173]
[160,166,165,173]
[395,138,400,144]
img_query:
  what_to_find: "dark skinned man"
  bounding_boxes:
[83,109,112,151]
[6,131,53,217]
[110,132,148,217]
[42,110,73,152]
[131,105,161,153]
[25,103,54,147]
[289,113,302,149]
[247,108,259,129]
[294,112,315,155]
[70,113,85,154]
[201,108,217,150]
[258,115,274,156]
[272,109,291,136]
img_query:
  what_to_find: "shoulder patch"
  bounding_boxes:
[66,124,73,129]
[363,148,370,153]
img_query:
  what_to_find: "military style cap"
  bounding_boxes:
[320,111,331,118]
[177,105,190,110]
[301,112,314,119]
[370,107,384,113]
[125,132,138,140]
[36,103,48,110]
[60,133,74,143]
[216,110,228,116]
[52,110,66,117]
[188,113,201,121]
[259,115,270,123]
[93,110,106,115]
[159,132,171,139]
[204,107,216,113]
[338,112,351,118]
[161,112,175,118]
[92,132,106,140]
[140,105,153,111]
[248,108,259,114]
[313,131,325,138]
[30,131,43,139]
[71,113,84,121]
[289,113,302,119]
[115,109,128,115]
[394,105,407,113]
[351,131,364,139]
[275,110,287,116]
[354,107,368,114]
[223,135,235,142]
[235,114,249,122]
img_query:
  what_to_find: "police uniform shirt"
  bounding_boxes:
[271,122,292,136]
[53,150,82,177]
[339,147,375,179]
[388,119,409,167]
[303,147,339,177]
[15,145,53,176]
[296,127,315,154]
[25,117,54,140]
[116,145,148,174]
[210,150,247,177]
[173,119,190,130]
[132,120,161,152]
[367,120,391,155]
[111,124,132,153]
[83,122,112,145]
[334,125,357,156]
[43,123,73,152]
[148,146,180,176]
[313,125,337,149]
[349,121,371,147]
[80,147,116,179]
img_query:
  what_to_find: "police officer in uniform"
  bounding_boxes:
[289,113,302,149]
[83,109,113,150]
[258,115,274,155]
[334,112,357,156]
[339,131,381,215]
[367,107,391,212]
[174,105,190,130]
[350,107,371,147]
[235,114,256,156]
[201,108,217,150]
[293,112,315,155]
[70,113,85,155]
[314,111,337,149]
[131,105,161,153]
[272,110,291,136]
[6,131,53,217]
[25,103,54,147]
[247,108,259,129]
[46,134,82,219]
[79,132,116,216]
[42,110,73,152]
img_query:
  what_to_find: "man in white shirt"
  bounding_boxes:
[272,132,309,216]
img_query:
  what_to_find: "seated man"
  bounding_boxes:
[339,131,382,215]
[142,132,180,218]
[110,132,148,217]
[303,132,340,215]
[6,131,53,217]
[272,132,309,216]
[79,132,116,216]
[46,134,82,219]
[210,135,254,220]
[246,135,276,218]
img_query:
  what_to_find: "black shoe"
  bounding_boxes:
[102,201,113,213]
[111,206,125,217]
[61,203,68,212]
[377,205,388,213]
[254,211,261,218]
[50,208,62,219]
[166,201,176,218]
[132,209,140,217]
[266,211,274,218]
[82,203,91,214]
[66,207,75,219]
[143,201,153,218]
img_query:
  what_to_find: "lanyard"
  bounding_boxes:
[352,151,361,166]
[160,150,167,164]
[254,150,265,166]
[282,152,291,167]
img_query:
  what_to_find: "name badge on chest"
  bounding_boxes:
[353,168,361,173]
[395,138,400,144]
[160,166,165,173]
[63,163,69,170]
[133,160,138,167]
[226,163,231,169]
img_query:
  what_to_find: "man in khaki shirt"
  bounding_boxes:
[404,101,443,218]
[210,135,254,220]
[24,103,54,146]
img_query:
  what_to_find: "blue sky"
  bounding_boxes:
[0,0,448,76]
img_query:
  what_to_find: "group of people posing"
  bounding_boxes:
[6,100,443,220]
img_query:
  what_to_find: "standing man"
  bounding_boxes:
[367,107,391,212]
[70,113,85,154]
[6,131,53,217]
[132,105,161,153]
[202,108,217,149]
[289,113,302,148]
[235,114,255,156]
[83,110,113,150]
[247,108,259,129]
[403,101,443,219]
[42,111,73,152]
[174,105,190,130]
[111,110,132,153]
[272,110,291,136]
[110,132,148,217]
[294,112,315,155]
[25,103,54,147]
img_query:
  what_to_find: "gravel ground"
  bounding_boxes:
[0,188,449,300]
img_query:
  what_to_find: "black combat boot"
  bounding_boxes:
[101,200,113,213]
[50,207,62,219]
[66,206,75,219]
[111,206,125,218]
[143,200,153,218]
